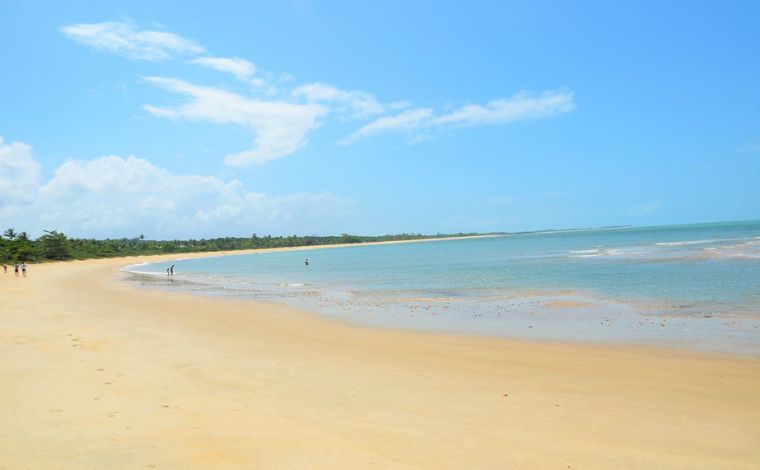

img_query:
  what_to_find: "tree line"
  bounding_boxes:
[0,228,486,263]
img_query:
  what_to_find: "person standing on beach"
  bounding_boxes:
[21,262,27,277]
[2,265,6,274]
[14,264,19,276]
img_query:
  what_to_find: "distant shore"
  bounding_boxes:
[120,233,504,265]
[1,254,759,468]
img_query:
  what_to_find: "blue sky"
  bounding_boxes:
[1,1,759,238]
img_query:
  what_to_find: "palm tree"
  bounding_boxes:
[3,228,17,240]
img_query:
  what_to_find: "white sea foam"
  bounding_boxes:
[572,253,604,258]
[121,262,157,275]
[655,237,755,247]
[123,268,165,277]
[656,239,719,246]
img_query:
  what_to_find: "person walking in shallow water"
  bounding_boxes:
[170,265,174,276]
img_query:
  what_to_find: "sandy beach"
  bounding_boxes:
[1,254,759,469]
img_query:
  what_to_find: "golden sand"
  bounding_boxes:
[1,254,759,468]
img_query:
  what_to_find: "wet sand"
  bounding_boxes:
[1,254,759,468]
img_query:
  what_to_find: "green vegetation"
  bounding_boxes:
[0,228,487,263]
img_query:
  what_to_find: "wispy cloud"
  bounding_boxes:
[341,90,575,144]
[61,20,576,163]
[293,82,399,118]
[0,136,352,238]
[339,108,434,145]
[189,56,265,87]
[60,21,204,61]
[431,91,574,126]
[143,77,327,166]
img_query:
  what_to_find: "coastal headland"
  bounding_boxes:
[1,250,759,469]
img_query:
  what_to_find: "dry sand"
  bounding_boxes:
[1,254,759,469]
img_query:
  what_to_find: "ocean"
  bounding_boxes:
[125,220,760,354]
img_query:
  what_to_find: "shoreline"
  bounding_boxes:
[123,246,760,358]
[125,269,760,358]
[2,255,759,468]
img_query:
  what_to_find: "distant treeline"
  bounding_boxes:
[0,228,489,263]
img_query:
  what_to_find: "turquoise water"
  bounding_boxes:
[126,220,760,353]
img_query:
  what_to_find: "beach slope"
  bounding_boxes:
[1,256,759,468]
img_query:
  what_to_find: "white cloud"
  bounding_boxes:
[190,56,262,86]
[143,77,327,165]
[339,108,434,145]
[0,137,352,238]
[340,90,575,144]
[60,21,204,61]
[0,137,41,216]
[60,19,576,159]
[293,82,387,118]
[432,91,574,126]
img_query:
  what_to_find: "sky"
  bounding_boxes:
[1,1,759,239]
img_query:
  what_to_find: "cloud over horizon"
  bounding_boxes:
[0,136,352,238]
[0,137,41,223]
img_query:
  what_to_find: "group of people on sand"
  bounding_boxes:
[2,262,27,277]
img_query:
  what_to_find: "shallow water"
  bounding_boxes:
[125,220,760,354]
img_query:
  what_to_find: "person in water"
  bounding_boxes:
[170,264,175,275]
[304,258,309,266]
